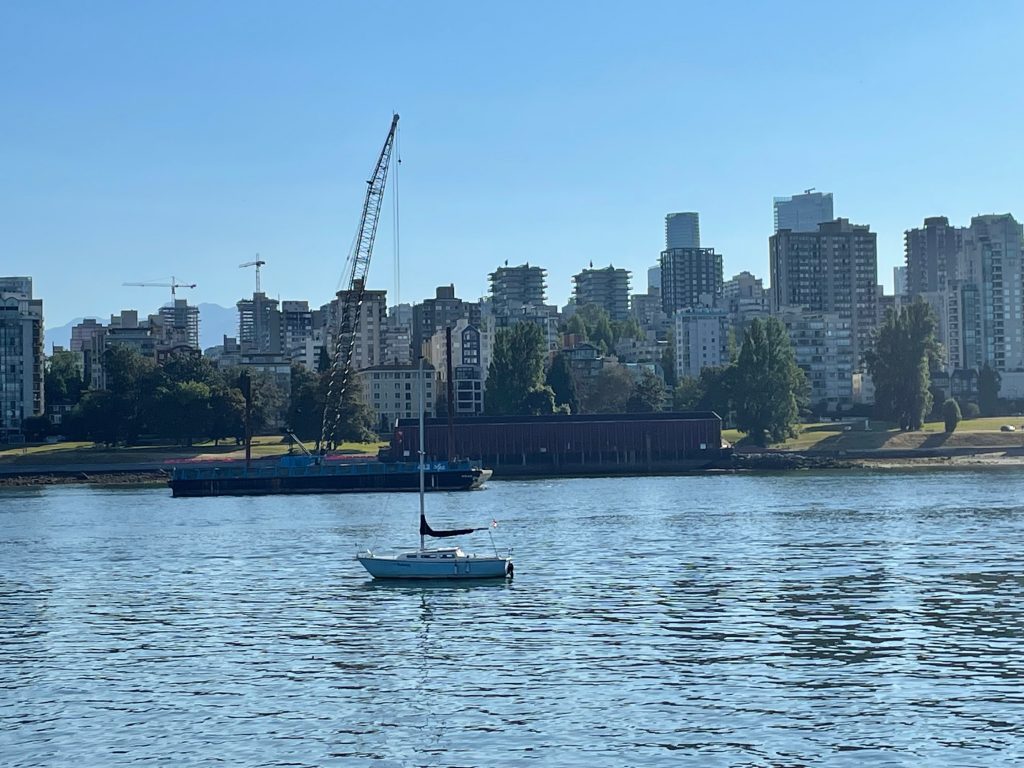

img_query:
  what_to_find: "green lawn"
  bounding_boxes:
[724,416,1024,451]
[0,436,387,465]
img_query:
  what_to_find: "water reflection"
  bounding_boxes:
[1,474,1023,765]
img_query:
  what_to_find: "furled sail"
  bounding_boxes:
[420,514,481,539]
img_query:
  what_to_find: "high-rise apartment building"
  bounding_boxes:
[488,263,546,316]
[660,248,723,315]
[0,277,44,439]
[411,285,481,357]
[573,265,631,321]
[281,301,314,362]
[947,214,1024,372]
[237,292,281,354]
[723,271,769,331]
[357,361,436,432]
[893,266,908,297]
[326,285,388,371]
[665,212,700,249]
[773,191,834,233]
[904,216,964,297]
[674,308,729,380]
[777,307,854,411]
[769,218,878,365]
[156,299,200,349]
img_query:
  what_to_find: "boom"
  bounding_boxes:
[320,114,399,451]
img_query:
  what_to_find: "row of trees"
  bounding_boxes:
[483,315,810,445]
[484,322,667,417]
[39,347,375,447]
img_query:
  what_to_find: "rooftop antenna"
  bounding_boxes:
[804,187,816,194]
[239,256,267,293]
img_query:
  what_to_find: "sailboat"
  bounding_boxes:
[356,358,514,580]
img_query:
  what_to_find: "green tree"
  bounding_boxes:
[545,352,579,413]
[611,316,643,344]
[672,376,702,411]
[942,398,961,434]
[865,300,941,431]
[69,390,119,445]
[731,318,807,445]
[101,346,162,444]
[485,322,546,415]
[21,415,52,442]
[155,380,211,445]
[695,365,732,419]
[288,366,325,441]
[582,365,633,413]
[209,386,246,445]
[625,369,666,412]
[522,385,558,415]
[978,363,1001,416]
[44,351,86,406]
[565,314,588,339]
[661,331,677,388]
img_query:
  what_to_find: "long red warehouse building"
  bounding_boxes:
[389,412,725,472]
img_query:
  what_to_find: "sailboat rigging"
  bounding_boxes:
[357,357,513,580]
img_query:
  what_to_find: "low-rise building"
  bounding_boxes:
[358,362,437,433]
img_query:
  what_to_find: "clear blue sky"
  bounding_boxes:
[4,1,1023,328]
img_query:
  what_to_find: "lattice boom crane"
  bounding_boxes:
[320,114,400,452]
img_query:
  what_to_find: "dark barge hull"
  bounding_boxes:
[169,462,490,498]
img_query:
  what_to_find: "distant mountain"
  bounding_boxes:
[44,304,238,354]
[44,317,100,352]
[198,303,238,350]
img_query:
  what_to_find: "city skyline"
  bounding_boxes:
[4,3,1024,326]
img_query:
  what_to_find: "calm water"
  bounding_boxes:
[2,472,1024,766]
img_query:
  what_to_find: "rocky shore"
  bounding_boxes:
[0,471,169,488]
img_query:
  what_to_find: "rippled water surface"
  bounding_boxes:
[2,472,1024,766]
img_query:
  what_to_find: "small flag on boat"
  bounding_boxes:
[491,519,499,528]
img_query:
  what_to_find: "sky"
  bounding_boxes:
[3,1,1024,329]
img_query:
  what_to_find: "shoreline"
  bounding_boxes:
[3,450,1024,489]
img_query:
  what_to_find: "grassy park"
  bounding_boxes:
[0,435,388,466]
[723,416,1024,452]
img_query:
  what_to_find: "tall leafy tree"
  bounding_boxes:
[44,350,86,406]
[978,363,1001,416]
[485,322,546,415]
[626,369,666,412]
[545,352,579,414]
[101,346,162,444]
[731,317,807,445]
[209,386,246,445]
[582,365,633,413]
[865,299,941,431]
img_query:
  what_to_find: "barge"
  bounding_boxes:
[169,456,491,498]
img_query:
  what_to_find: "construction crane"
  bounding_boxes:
[123,276,197,302]
[320,114,400,453]
[239,257,267,293]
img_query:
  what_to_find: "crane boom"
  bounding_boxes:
[124,277,197,300]
[239,258,267,293]
[320,114,400,452]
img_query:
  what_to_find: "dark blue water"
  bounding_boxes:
[2,472,1024,766]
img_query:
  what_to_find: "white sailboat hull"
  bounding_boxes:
[357,549,512,580]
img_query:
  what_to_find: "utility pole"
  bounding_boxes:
[239,372,252,471]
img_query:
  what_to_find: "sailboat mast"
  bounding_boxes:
[418,355,426,551]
